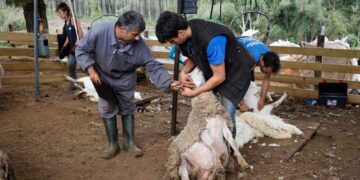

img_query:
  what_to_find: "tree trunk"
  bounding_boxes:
[157,0,161,17]
[23,0,48,33]
[23,2,34,32]
[0,0,4,9]
[147,0,151,21]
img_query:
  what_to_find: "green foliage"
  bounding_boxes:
[0,6,26,32]
[268,24,287,41]
[5,0,29,7]
[1,0,359,45]
[347,34,358,48]
[324,10,348,39]
[0,40,8,47]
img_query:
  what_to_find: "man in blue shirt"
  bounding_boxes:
[237,36,280,111]
[156,11,253,136]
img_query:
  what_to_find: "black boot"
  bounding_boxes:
[121,115,142,157]
[101,116,120,159]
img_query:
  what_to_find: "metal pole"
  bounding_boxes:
[171,46,180,136]
[315,26,325,78]
[34,0,41,100]
[171,0,182,136]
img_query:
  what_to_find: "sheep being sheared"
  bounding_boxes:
[166,68,248,180]
[235,82,303,148]
[243,81,288,115]
[0,150,15,180]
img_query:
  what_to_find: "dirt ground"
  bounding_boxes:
[0,80,359,180]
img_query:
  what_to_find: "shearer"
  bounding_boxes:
[236,36,281,112]
[76,10,181,159]
[167,35,281,113]
[155,11,253,136]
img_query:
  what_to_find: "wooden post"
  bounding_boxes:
[315,26,325,78]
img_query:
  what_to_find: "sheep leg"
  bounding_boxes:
[179,156,191,180]
[222,123,249,171]
[270,92,288,108]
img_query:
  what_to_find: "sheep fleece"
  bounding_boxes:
[165,91,233,178]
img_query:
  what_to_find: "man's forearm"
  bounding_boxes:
[260,74,271,101]
[181,60,195,75]
[194,75,224,95]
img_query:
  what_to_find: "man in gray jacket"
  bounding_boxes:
[76,11,181,159]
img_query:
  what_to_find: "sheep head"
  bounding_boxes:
[188,67,205,88]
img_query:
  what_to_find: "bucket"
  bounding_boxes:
[38,34,49,57]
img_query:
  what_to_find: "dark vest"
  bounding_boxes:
[179,19,255,105]
[62,17,78,54]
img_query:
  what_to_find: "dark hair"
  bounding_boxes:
[155,11,188,43]
[262,51,281,73]
[55,2,71,17]
[116,10,145,32]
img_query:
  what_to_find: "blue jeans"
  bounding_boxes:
[221,96,237,136]
[68,54,77,89]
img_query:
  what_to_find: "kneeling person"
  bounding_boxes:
[237,37,281,112]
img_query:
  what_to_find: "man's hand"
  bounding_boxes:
[180,73,196,89]
[87,66,102,85]
[257,99,265,111]
[181,87,198,97]
[170,81,181,91]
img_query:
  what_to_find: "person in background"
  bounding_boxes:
[56,2,84,90]
[236,36,280,112]
[76,11,181,159]
[156,11,253,135]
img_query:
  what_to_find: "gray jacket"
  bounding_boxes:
[75,21,172,93]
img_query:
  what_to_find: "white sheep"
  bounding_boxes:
[0,64,4,89]
[0,150,15,180]
[235,81,303,148]
[65,76,143,102]
[65,76,99,102]
[243,81,288,115]
[166,68,248,179]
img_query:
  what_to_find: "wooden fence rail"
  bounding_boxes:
[270,46,360,58]
[1,32,360,104]
[0,47,58,57]
[0,32,57,42]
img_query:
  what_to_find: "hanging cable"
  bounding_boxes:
[219,0,222,21]
[210,0,215,19]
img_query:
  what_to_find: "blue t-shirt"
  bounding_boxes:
[236,36,270,63]
[169,35,227,65]
[207,35,227,65]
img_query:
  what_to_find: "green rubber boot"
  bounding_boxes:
[121,115,143,157]
[101,116,120,159]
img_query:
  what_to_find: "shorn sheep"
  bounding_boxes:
[235,81,304,148]
[65,76,143,102]
[65,76,99,102]
[0,150,15,180]
[166,68,248,180]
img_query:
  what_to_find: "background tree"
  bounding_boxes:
[6,0,48,33]
[0,0,358,46]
